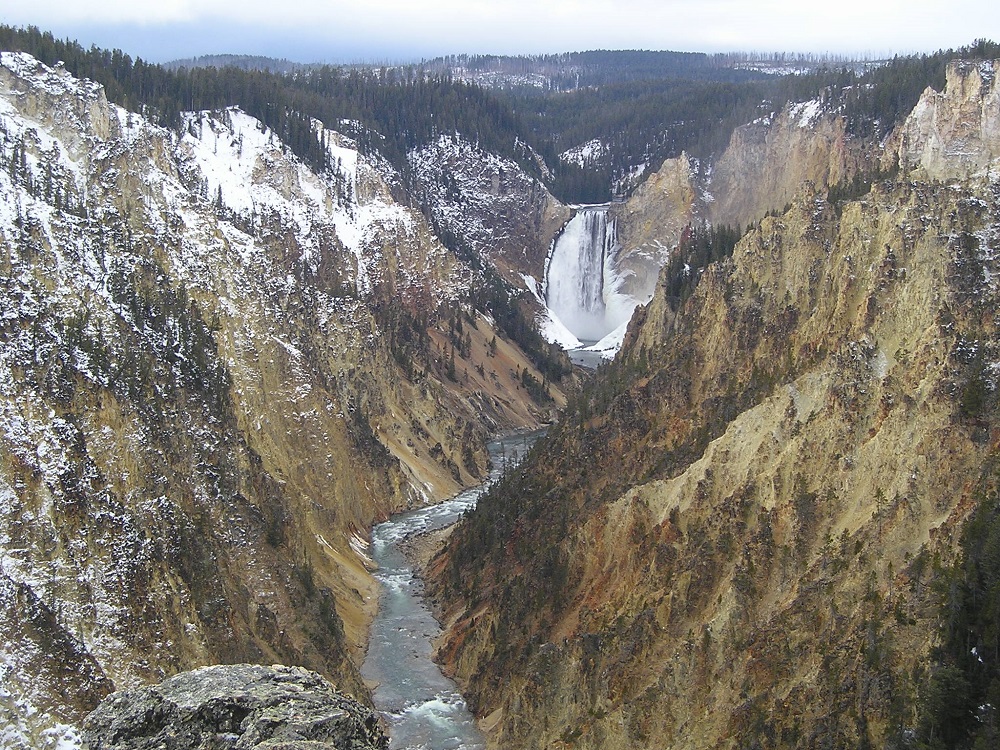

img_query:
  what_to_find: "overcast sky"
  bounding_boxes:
[5,0,998,63]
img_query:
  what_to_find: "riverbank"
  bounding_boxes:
[399,525,454,576]
[359,429,545,748]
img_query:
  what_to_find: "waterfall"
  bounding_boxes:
[544,206,629,344]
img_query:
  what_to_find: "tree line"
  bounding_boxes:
[0,25,543,189]
[4,26,995,207]
[506,39,1000,200]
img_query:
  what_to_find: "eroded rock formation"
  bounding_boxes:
[82,664,388,750]
[430,58,1000,749]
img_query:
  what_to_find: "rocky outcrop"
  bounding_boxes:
[82,664,387,750]
[612,98,870,306]
[611,153,696,302]
[899,59,1000,179]
[0,53,113,155]
[408,134,571,287]
[430,61,1000,750]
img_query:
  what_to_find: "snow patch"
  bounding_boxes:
[539,309,583,350]
[560,139,606,168]
[789,99,823,128]
[582,321,629,360]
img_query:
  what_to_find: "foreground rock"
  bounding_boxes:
[82,664,388,750]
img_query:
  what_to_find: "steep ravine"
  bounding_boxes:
[429,59,1000,749]
[0,52,562,748]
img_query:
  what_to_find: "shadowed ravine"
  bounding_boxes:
[361,431,543,749]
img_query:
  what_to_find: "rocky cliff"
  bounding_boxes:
[706,97,866,230]
[430,58,1000,749]
[610,94,873,314]
[898,59,1000,180]
[610,153,697,303]
[0,52,558,749]
[556,101,859,356]
[408,134,570,287]
[82,664,388,750]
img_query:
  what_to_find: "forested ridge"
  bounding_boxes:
[0,25,542,190]
[509,39,1000,198]
[423,49,769,89]
[4,26,997,206]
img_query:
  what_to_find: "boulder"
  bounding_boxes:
[82,664,388,750]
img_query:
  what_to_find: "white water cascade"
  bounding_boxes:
[543,206,637,359]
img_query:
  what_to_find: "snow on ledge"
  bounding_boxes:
[583,321,629,360]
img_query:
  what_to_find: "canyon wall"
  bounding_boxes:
[611,153,696,304]
[612,96,875,312]
[431,59,1000,749]
[408,134,571,287]
[0,53,557,748]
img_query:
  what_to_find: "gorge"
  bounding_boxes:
[3,25,1000,750]
[361,431,540,750]
[430,57,1000,750]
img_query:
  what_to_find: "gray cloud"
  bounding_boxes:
[5,0,998,62]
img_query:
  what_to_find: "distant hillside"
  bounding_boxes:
[163,54,304,74]
[420,49,768,91]
[4,26,970,205]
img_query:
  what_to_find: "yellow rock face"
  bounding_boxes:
[899,60,1000,180]
[612,153,697,302]
[430,59,1000,750]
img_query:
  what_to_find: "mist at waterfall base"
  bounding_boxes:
[543,207,638,365]
[362,431,543,750]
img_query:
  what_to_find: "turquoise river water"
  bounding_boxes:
[361,430,542,749]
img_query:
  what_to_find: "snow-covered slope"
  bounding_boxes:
[559,138,606,169]
[176,107,463,300]
[408,133,569,286]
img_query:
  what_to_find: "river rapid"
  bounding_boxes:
[361,430,543,750]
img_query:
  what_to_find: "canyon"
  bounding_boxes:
[430,58,1000,749]
[0,50,564,748]
[2,33,1000,750]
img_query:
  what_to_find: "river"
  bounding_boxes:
[361,430,543,750]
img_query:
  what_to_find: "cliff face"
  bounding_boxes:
[408,134,571,287]
[706,99,863,230]
[612,97,871,307]
[0,53,557,749]
[431,60,1000,749]
[610,154,696,303]
[898,59,1000,180]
